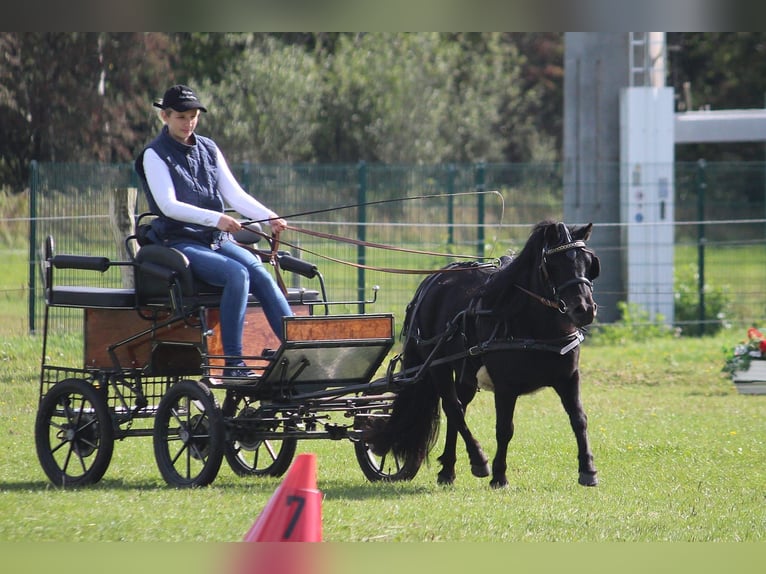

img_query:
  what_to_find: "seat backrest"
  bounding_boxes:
[40,235,55,304]
[133,244,197,303]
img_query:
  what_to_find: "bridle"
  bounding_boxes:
[516,238,595,313]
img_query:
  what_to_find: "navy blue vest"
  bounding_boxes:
[135,126,224,245]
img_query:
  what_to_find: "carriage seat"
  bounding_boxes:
[132,242,320,312]
[41,236,136,309]
[42,234,320,313]
[129,221,320,312]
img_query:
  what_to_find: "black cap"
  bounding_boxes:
[153,85,207,112]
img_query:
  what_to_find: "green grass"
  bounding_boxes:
[1,331,764,543]
[2,219,765,550]
[0,249,30,336]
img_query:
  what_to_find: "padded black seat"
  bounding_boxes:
[42,238,137,310]
[41,232,321,315]
[133,243,320,309]
[48,285,136,309]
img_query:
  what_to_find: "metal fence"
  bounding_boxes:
[24,160,766,335]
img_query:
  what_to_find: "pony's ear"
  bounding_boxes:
[544,222,563,246]
[572,223,593,242]
[588,253,601,280]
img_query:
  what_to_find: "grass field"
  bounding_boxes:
[1,241,765,573]
[1,330,764,545]
[1,239,765,545]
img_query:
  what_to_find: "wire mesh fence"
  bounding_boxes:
[3,160,764,337]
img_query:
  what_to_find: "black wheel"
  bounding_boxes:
[353,397,422,482]
[153,379,224,487]
[221,392,297,477]
[35,378,114,487]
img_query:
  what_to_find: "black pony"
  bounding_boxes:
[366,220,600,487]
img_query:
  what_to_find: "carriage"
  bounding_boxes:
[35,216,420,488]
[35,216,600,489]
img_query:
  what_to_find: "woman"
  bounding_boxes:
[135,84,292,379]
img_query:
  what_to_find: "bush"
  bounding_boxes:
[0,187,29,248]
[587,301,675,346]
[673,263,730,336]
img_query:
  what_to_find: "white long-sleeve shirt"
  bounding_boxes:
[142,146,276,227]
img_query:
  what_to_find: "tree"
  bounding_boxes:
[313,32,532,164]
[197,34,324,164]
[0,32,176,191]
[668,32,766,163]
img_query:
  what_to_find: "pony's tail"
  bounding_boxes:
[364,378,441,465]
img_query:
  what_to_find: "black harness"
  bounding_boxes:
[401,234,595,384]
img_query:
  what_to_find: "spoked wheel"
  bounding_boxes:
[221,391,297,477]
[153,379,224,487]
[353,397,421,482]
[35,378,114,487]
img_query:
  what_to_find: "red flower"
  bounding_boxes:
[747,327,763,341]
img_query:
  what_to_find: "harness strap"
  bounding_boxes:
[269,231,288,296]
[514,283,561,310]
[545,239,586,255]
[467,330,584,357]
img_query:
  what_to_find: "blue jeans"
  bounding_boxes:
[169,238,293,360]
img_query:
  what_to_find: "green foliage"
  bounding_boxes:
[198,35,324,164]
[0,32,554,190]
[673,263,731,336]
[0,33,176,191]
[721,326,766,376]
[588,301,674,346]
[587,264,735,345]
[0,187,28,247]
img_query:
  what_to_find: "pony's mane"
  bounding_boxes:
[479,220,557,310]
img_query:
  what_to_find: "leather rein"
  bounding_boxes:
[246,225,497,276]
[243,225,593,319]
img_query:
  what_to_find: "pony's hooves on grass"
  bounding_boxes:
[579,472,598,486]
[437,474,455,486]
[489,479,508,489]
[471,463,490,478]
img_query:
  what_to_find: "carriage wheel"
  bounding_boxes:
[221,392,297,477]
[153,379,224,487]
[353,399,421,482]
[35,378,114,487]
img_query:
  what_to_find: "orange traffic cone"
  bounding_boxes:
[243,453,322,542]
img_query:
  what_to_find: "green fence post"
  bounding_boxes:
[475,162,486,258]
[696,159,707,336]
[357,161,367,314]
[447,164,455,249]
[28,160,38,334]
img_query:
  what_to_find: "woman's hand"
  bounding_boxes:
[216,213,243,233]
[269,215,288,233]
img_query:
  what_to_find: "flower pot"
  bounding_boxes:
[732,359,766,395]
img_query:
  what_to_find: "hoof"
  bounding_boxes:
[578,471,598,486]
[471,462,490,478]
[489,478,508,489]
[437,474,455,486]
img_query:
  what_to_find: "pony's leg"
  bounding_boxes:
[554,376,598,486]
[436,366,490,481]
[436,419,458,485]
[436,371,480,485]
[490,391,517,488]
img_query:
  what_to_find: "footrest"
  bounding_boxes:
[261,314,395,388]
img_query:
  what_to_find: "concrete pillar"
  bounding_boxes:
[563,32,630,323]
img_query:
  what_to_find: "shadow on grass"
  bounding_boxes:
[0,477,431,500]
